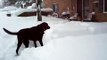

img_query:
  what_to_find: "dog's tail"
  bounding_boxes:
[3,28,17,35]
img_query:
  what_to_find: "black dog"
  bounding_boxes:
[3,22,50,55]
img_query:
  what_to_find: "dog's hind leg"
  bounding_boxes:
[16,36,23,56]
[16,41,22,56]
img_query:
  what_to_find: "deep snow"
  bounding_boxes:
[0,9,107,60]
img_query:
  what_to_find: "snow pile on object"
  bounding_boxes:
[11,8,53,16]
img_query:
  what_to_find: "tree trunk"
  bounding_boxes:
[37,0,42,21]
[37,8,42,21]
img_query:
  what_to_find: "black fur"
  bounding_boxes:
[3,22,50,55]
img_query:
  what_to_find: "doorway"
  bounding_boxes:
[77,0,90,21]
[77,0,83,21]
[83,0,90,19]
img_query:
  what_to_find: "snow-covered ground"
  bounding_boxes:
[0,10,107,60]
[0,7,53,16]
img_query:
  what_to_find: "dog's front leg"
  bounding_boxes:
[34,41,37,47]
[39,40,43,46]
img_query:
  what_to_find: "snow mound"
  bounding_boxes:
[18,34,107,60]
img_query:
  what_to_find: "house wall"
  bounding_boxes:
[44,0,75,17]
[76,0,107,22]
[90,0,107,22]
[44,0,107,22]
[95,13,107,22]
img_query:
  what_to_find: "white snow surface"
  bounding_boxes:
[0,10,107,60]
[5,8,52,16]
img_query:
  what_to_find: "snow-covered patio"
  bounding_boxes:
[0,10,107,60]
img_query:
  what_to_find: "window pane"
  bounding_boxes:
[99,0,103,12]
[52,3,59,13]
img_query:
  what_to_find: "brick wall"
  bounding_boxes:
[44,0,74,17]
[90,0,107,22]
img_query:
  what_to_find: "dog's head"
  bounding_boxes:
[39,22,50,31]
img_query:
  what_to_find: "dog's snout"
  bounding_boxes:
[48,26,50,29]
[49,26,50,29]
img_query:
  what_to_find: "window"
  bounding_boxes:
[52,3,59,13]
[99,0,107,13]
[103,0,107,12]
